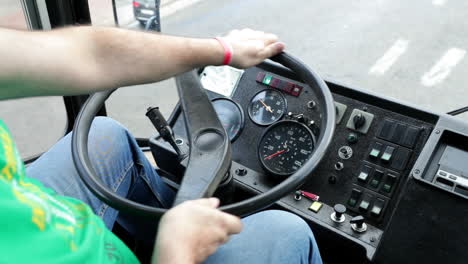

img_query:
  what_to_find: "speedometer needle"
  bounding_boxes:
[265,149,286,160]
[259,99,273,113]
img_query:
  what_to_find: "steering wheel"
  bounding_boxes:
[71,52,335,217]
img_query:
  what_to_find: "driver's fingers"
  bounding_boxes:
[218,212,243,235]
[258,42,286,59]
[192,197,220,208]
[262,33,279,46]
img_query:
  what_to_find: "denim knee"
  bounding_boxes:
[87,117,135,172]
[253,210,314,240]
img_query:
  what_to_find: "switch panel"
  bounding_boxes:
[378,119,422,149]
[256,72,304,96]
[347,185,390,222]
[346,109,375,134]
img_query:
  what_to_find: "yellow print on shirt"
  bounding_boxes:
[0,125,102,251]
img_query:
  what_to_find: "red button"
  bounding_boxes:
[270,78,281,88]
[291,85,303,96]
[283,82,295,93]
[256,72,266,82]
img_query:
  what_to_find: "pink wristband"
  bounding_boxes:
[214,37,233,65]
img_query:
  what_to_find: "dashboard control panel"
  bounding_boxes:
[153,63,436,256]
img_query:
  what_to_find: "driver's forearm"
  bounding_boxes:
[0,26,223,99]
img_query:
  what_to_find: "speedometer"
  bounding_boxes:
[258,121,315,177]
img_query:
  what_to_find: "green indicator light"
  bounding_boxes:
[381,153,391,161]
[370,180,379,188]
[348,198,357,207]
[383,184,391,192]
[370,149,380,158]
[263,75,273,85]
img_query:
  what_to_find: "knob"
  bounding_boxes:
[293,190,302,201]
[347,133,358,144]
[353,113,366,129]
[307,100,317,109]
[235,168,247,176]
[350,215,367,233]
[296,114,306,123]
[331,204,346,223]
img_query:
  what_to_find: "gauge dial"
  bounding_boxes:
[248,89,287,126]
[212,98,244,142]
[258,121,315,177]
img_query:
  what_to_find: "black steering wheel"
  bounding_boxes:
[71,52,335,218]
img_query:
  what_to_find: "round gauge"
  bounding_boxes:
[258,121,315,177]
[248,89,287,126]
[212,98,245,142]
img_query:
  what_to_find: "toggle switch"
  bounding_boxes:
[382,173,397,193]
[381,146,395,163]
[348,188,362,207]
[370,170,384,189]
[350,215,367,233]
[358,165,372,183]
[371,198,385,217]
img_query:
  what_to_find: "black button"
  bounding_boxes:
[348,188,362,207]
[391,123,407,144]
[379,119,396,141]
[381,146,395,162]
[391,148,411,171]
[382,173,397,193]
[401,126,421,148]
[370,170,384,188]
[371,199,385,217]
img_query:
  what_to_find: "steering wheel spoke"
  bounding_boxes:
[173,71,231,206]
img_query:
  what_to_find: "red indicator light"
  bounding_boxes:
[132,1,140,7]
[270,78,281,88]
[256,72,266,82]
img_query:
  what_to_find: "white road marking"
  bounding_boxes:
[161,0,205,18]
[369,39,409,76]
[421,48,466,87]
[432,0,447,6]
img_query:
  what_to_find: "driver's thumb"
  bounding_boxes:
[193,197,220,208]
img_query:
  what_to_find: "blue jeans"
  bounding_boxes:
[26,117,322,264]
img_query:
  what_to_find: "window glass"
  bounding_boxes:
[90,0,179,137]
[0,1,67,158]
[105,0,468,135]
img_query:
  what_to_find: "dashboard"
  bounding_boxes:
[150,61,468,263]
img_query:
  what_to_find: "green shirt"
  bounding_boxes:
[0,120,139,263]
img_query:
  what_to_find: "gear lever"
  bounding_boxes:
[146,107,185,160]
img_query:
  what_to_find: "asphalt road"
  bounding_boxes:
[2,0,468,157]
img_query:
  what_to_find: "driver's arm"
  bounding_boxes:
[0,27,284,100]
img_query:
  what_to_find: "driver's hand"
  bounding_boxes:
[221,28,285,68]
[154,198,242,264]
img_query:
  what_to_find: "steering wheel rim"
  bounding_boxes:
[71,52,335,217]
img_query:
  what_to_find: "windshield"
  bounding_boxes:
[110,0,468,130]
